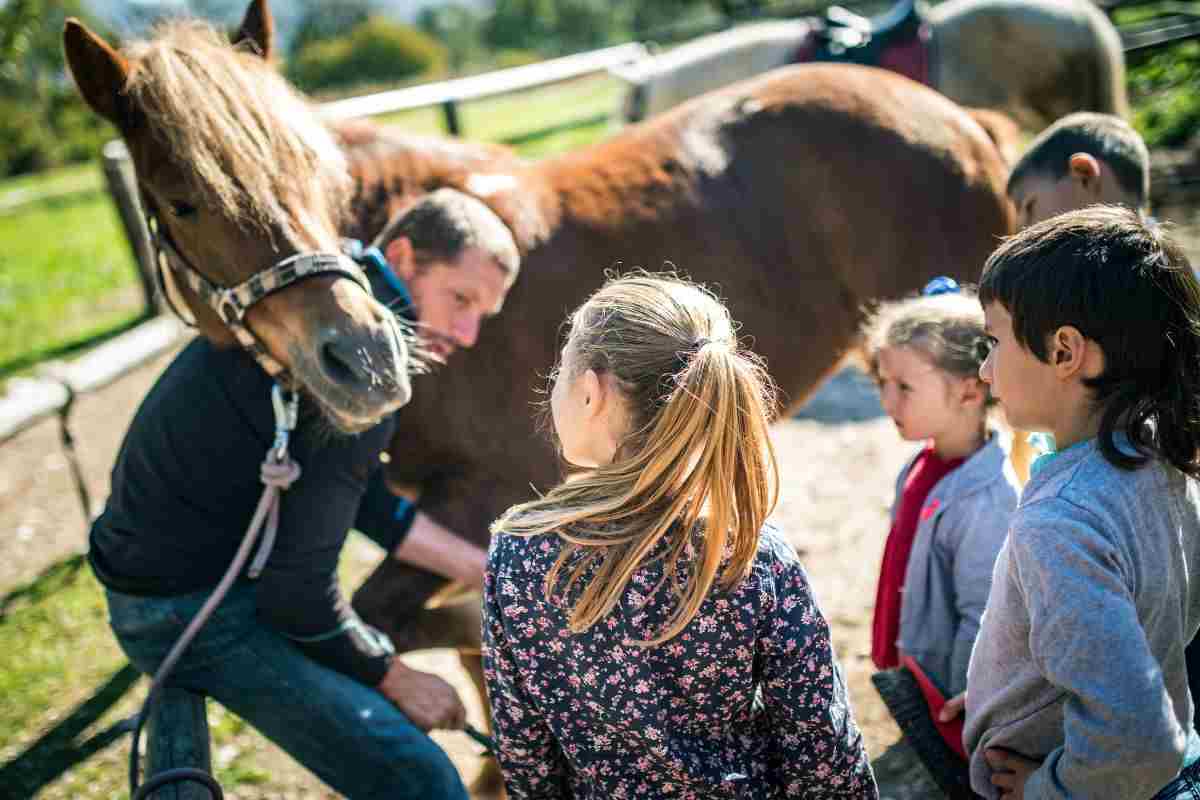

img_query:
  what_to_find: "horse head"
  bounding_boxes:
[63,0,411,434]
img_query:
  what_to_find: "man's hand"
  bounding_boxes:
[985,748,1040,799]
[938,691,966,722]
[377,659,467,732]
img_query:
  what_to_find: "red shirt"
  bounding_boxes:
[871,444,964,670]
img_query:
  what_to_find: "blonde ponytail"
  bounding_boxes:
[491,274,779,645]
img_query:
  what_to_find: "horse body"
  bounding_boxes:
[928,0,1128,128]
[350,64,1014,643]
[615,0,1128,132]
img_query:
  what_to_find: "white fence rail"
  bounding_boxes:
[320,42,648,128]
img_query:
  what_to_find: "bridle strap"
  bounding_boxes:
[146,209,371,387]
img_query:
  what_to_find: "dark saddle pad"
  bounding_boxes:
[809,0,925,64]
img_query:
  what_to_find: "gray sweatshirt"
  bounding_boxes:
[964,438,1200,799]
[894,430,1019,697]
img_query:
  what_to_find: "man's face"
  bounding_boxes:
[406,247,513,362]
[1009,158,1139,230]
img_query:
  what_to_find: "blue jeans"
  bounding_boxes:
[105,583,468,800]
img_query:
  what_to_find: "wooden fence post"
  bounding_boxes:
[100,139,160,316]
[441,99,462,136]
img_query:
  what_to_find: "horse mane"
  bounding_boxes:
[123,21,351,238]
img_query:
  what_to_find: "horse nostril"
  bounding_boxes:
[319,338,366,388]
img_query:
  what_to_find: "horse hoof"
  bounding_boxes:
[470,760,506,799]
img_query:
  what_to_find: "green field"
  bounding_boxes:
[0,73,621,379]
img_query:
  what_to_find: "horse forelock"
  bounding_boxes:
[124,21,351,244]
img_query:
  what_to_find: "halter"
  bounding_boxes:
[145,203,373,388]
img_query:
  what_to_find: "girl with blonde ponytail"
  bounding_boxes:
[482,273,876,799]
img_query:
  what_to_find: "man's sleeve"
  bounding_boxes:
[354,469,417,554]
[254,449,396,686]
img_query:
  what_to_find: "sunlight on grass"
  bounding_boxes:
[0,193,145,374]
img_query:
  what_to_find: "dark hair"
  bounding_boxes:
[980,205,1200,476]
[371,187,520,276]
[1007,112,1150,206]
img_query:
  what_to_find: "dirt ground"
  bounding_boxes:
[3,187,1199,797]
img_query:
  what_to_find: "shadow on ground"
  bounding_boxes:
[0,665,139,799]
[794,366,884,424]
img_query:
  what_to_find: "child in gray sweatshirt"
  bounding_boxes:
[964,205,1200,799]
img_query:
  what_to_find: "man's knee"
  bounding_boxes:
[367,736,467,800]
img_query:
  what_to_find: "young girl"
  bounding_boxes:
[864,280,1019,723]
[965,206,1200,799]
[481,274,877,799]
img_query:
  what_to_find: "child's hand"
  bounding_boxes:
[938,691,966,721]
[985,748,1040,799]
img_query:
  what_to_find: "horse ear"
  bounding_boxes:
[234,0,274,61]
[62,19,131,127]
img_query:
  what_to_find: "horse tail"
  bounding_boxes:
[966,107,1022,168]
[1081,0,1130,119]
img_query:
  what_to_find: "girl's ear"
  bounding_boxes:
[581,368,602,412]
[959,376,988,409]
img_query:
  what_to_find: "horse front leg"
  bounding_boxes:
[352,560,505,799]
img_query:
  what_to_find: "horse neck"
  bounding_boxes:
[536,122,695,235]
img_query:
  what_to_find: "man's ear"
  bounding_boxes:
[1068,153,1103,197]
[385,237,416,281]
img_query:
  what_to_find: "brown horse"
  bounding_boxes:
[63,5,411,432]
[331,50,1016,800]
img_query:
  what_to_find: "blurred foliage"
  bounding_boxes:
[0,0,115,177]
[287,16,447,93]
[481,0,722,56]
[1127,39,1200,149]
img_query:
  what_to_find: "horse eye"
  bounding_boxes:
[170,201,197,218]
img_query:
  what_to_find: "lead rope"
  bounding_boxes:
[129,385,301,800]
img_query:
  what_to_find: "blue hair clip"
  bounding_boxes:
[922,276,961,297]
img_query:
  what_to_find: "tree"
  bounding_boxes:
[288,0,374,58]
[287,16,447,94]
[0,0,114,175]
[417,3,485,72]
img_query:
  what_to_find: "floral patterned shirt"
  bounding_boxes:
[482,524,878,799]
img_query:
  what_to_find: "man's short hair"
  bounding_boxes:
[373,188,520,277]
[1007,112,1150,206]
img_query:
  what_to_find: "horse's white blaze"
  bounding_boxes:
[465,172,520,197]
[677,100,736,178]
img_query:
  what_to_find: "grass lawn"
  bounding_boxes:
[0,73,620,382]
[0,188,147,379]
